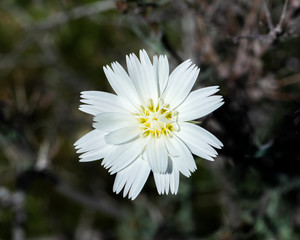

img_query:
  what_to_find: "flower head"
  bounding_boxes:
[74,50,224,200]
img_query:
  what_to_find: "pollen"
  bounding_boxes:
[134,98,179,138]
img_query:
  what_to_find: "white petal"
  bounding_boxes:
[79,144,112,162]
[126,51,158,105]
[139,50,158,100]
[177,87,224,121]
[126,54,147,105]
[128,162,151,200]
[146,137,168,173]
[76,138,105,153]
[169,165,179,194]
[113,157,150,200]
[153,162,179,195]
[93,112,135,132]
[153,55,158,81]
[105,126,140,145]
[79,91,122,116]
[119,165,137,198]
[165,135,197,177]
[74,129,102,147]
[111,62,141,105]
[158,55,169,95]
[176,122,222,161]
[103,64,139,109]
[103,138,148,174]
[162,59,200,108]
[74,129,113,162]
[189,125,223,149]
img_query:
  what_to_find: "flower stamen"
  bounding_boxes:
[134,98,179,138]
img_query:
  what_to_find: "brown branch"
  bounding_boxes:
[232,34,267,43]
[231,0,261,81]
[56,182,125,220]
[277,73,300,87]
[269,0,289,39]
[263,0,274,30]
[31,1,116,31]
[15,167,126,220]
[277,0,289,30]
[233,0,291,45]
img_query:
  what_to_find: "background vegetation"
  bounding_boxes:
[1,0,300,239]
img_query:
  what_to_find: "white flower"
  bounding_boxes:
[74,50,224,200]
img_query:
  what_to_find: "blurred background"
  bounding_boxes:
[1,0,300,239]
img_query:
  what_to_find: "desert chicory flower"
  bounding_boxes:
[74,50,223,200]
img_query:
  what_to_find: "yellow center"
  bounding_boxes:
[134,99,179,138]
